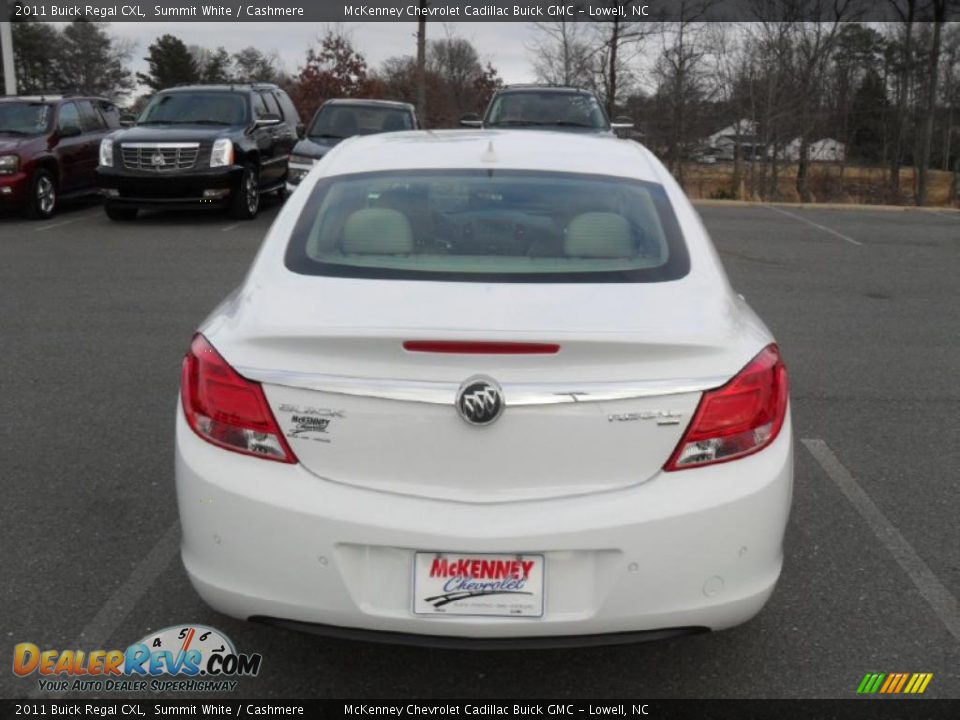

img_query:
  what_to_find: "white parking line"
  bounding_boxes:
[802,439,960,643]
[221,223,240,232]
[767,205,863,246]
[32,208,101,232]
[33,218,80,232]
[29,522,180,698]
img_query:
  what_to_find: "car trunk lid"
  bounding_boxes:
[206,277,767,502]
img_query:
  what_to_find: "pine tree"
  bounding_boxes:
[11,21,62,94]
[193,47,233,84]
[232,47,283,83]
[58,20,134,97]
[137,34,200,91]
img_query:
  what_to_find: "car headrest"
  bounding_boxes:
[342,208,414,255]
[564,212,634,258]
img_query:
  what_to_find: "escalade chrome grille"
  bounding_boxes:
[120,143,200,172]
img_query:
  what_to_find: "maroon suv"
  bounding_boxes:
[0,95,122,219]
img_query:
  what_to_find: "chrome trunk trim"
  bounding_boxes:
[236,367,728,406]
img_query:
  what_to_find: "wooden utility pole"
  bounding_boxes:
[416,3,427,125]
[1,17,16,95]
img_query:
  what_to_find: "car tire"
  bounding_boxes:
[104,204,138,221]
[24,169,57,220]
[229,164,260,220]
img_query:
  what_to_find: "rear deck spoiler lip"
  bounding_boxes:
[234,366,730,406]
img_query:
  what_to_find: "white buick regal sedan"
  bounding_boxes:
[175,130,792,647]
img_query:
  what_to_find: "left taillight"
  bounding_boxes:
[180,334,296,463]
[664,344,789,471]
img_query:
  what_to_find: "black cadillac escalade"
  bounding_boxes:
[97,83,302,221]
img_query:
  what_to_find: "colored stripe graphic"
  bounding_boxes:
[857,673,885,694]
[893,673,910,693]
[857,672,932,694]
[905,673,934,694]
[879,674,897,693]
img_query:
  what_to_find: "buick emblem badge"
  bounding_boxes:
[151,152,166,167]
[456,376,504,426]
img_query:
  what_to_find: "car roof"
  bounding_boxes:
[1,95,112,103]
[496,85,595,95]
[319,130,662,183]
[323,98,414,111]
[159,84,279,94]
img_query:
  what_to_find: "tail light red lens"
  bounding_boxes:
[180,334,296,463]
[665,344,788,471]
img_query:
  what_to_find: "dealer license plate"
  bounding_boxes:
[412,552,545,618]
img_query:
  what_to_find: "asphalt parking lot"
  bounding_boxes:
[1,198,958,699]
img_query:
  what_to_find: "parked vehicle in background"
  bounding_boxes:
[460,85,632,136]
[0,95,121,219]
[286,99,419,191]
[97,84,302,221]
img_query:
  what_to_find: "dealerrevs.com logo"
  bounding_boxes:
[13,624,262,693]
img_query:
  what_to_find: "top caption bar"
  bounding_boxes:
[3,0,957,22]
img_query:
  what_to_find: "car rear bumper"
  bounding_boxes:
[250,617,707,649]
[0,172,29,204]
[97,166,242,209]
[175,406,793,642]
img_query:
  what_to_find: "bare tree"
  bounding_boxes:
[768,1,857,202]
[916,0,951,205]
[887,0,920,196]
[429,30,482,121]
[527,20,593,86]
[708,23,752,196]
[589,1,659,116]
[653,0,718,183]
[741,21,797,199]
[941,24,960,173]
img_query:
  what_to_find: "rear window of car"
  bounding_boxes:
[285,170,689,283]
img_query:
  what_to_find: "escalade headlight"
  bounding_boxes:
[99,139,113,167]
[0,154,20,175]
[210,139,234,168]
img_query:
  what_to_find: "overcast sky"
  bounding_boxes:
[105,21,538,94]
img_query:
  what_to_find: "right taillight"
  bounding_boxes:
[665,344,788,471]
[180,334,296,463]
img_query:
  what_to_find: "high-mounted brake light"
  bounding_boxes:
[403,341,560,354]
[180,334,296,463]
[664,344,788,471]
